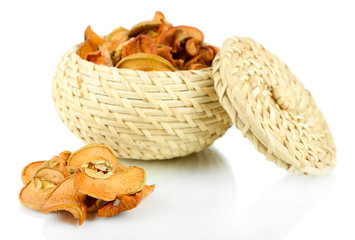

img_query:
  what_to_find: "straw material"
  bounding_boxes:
[52,46,232,160]
[213,36,336,175]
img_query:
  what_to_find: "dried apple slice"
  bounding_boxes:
[187,63,209,70]
[35,167,66,184]
[104,27,128,42]
[156,44,175,65]
[177,25,204,44]
[162,26,178,47]
[152,11,166,22]
[42,178,87,226]
[19,168,65,210]
[116,53,176,71]
[199,46,215,65]
[185,38,200,57]
[121,35,157,58]
[77,40,96,60]
[151,18,171,44]
[21,161,45,184]
[96,184,155,217]
[84,25,105,48]
[66,143,146,201]
[44,151,71,177]
[128,20,161,38]
[86,46,113,66]
[104,27,129,52]
[172,29,191,54]
[85,196,107,213]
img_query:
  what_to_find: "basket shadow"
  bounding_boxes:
[42,146,238,240]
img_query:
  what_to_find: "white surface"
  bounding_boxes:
[1,1,354,239]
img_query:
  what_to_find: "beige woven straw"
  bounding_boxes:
[213,36,336,175]
[52,46,232,160]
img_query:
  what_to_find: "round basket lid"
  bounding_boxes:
[212,36,336,175]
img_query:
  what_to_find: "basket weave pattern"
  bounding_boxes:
[52,47,232,160]
[213,37,336,175]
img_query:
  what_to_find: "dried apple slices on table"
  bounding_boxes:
[19,144,155,226]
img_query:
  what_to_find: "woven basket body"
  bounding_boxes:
[52,46,232,160]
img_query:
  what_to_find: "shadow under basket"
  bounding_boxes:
[52,46,232,160]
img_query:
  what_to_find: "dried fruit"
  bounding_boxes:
[156,44,175,65]
[84,25,105,48]
[104,27,129,51]
[85,196,107,213]
[43,151,71,177]
[128,20,161,38]
[19,144,154,226]
[66,143,146,201]
[96,184,155,217]
[177,25,204,44]
[19,168,65,210]
[21,160,45,184]
[121,35,157,58]
[77,41,96,60]
[86,45,113,66]
[185,38,200,57]
[199,46,215,65]
[42,178,87,226]
[152,11,166,22]
[116,53,176,71]
[76,11,219,71]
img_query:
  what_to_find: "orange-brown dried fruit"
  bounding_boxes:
[42,178,87,226]
[66,143,146,201]
[152,11,166,22]
[85,196,107,213]
[187,63,209,70]
[86,46,113,66]
[116,53,176,71]
[77,40,96,60]
[19,144,154,226]
[128,20,161,38]
[21,160,45,184]
[121,35,157,59]
[104,27,129,52]
[150,18,171,44]
[199,46,215,66]
[96,184,155,217]
[156,44,175,65]
[177,25,204,44]
[84,25,105,48]
[76,11,219,71]
[19,168,65,211]
[43,151,71,178]
[185,38,200,57]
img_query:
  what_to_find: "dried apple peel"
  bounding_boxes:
[67,143,146,201]
[19,168,65,211]
[42,178,87,226]
[19,144,154,226]
[116,53,176,71]
[128,20,161,38]
[21,160,45,184]
[96,184,155,217]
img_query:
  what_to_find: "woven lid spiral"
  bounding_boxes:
[212,36,336,175]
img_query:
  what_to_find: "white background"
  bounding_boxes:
[1,0,354,239]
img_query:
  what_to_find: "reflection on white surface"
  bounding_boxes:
[19,205,45,219]
[42,147,237,240]
[235,173,336,240]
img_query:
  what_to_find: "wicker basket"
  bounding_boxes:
[52,46,232,160]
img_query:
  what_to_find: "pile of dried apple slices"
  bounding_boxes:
[77,11,219,71]
[19,144,154,225]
